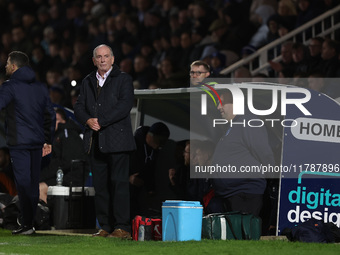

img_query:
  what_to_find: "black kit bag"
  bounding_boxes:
[2,195,20,230]
[202,212,262,240]
[2,196,51,230]
[283,218,340,243]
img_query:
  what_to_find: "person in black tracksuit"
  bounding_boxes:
[129,122,170,218]
[39,108,87,203]
[211,90,275,217]
[0,51,55,235]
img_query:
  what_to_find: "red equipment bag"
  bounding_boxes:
[132,215,162,241]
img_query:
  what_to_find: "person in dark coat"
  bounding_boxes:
[74,44,136,239]
[39,108,87,203]
[211,90,275,217]
[0,51,55,235]
[129,122,170,218]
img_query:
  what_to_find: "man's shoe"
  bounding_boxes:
[92,229,109,237]
[108,229,132,240]
[12,226,35,235]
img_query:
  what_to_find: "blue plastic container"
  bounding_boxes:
[162,200,203,241]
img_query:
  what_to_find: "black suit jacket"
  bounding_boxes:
[74,64,136,153]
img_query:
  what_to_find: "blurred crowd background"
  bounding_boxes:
[0,0,339,110]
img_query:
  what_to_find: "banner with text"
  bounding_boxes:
[278,88,340,233]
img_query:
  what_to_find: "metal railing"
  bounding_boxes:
[220,5,340,77]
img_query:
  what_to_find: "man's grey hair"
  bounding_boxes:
[93,44,114,58]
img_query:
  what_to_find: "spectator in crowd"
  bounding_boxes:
[157,34,172,64]
[160,0,179,20]
[143,9,166,44]
[295,0,323,28]
[45,68,62,89]
[136,0,153,24]
[249,0,278,28]
[49,84,65,106]
[277,19,291,38]
[169,13,181,34]
[121,36,139,62]
[209,52,227,77]
[71,39,94,77]
[39,108,87,204]
[11,25,34,56]
[133,54,158,89]
[307,37,324,73]
[48,3,66,33]
[30,45,52,83]
[41,26,58,56]
[129,122,170,218]
[139,40,156,63]
[190,26,214,62]
[221,3,257,55]
[277,0,297,31]
[119,58,134,77]
[319,38,340,77]
[208,19,230,50]
[191,1,215,34]
[178,8,192,32]
[87,19,109,52]
[200,45,217,66]
[291,42,310,74]
[269,41,296,77]
[178,31,194,70]
[47,40,64,70]
[157,57,187,88]
[36,6,51,32]
[74,44,136,239]
[249,4,276,49]
[168,31,183,61]
[125,15,142,44]
[266,15,281,45]
[1,31,13,54]
[58,43,73,70]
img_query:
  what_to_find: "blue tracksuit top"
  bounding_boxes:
[0,66,55,149]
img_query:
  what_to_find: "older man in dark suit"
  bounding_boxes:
[74,44,136,239]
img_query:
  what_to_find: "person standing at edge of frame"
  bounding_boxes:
[0,51,56,235]
[74,44,136,239]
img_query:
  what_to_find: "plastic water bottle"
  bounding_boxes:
[138,225,145,241]
[56,167,64,186]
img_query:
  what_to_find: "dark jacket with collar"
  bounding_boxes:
[40,118,87,186]
[74,64,136,153]
[0,66,55,149]
[212,113,275,198]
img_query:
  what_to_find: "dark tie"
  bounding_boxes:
[97,80,101,98]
